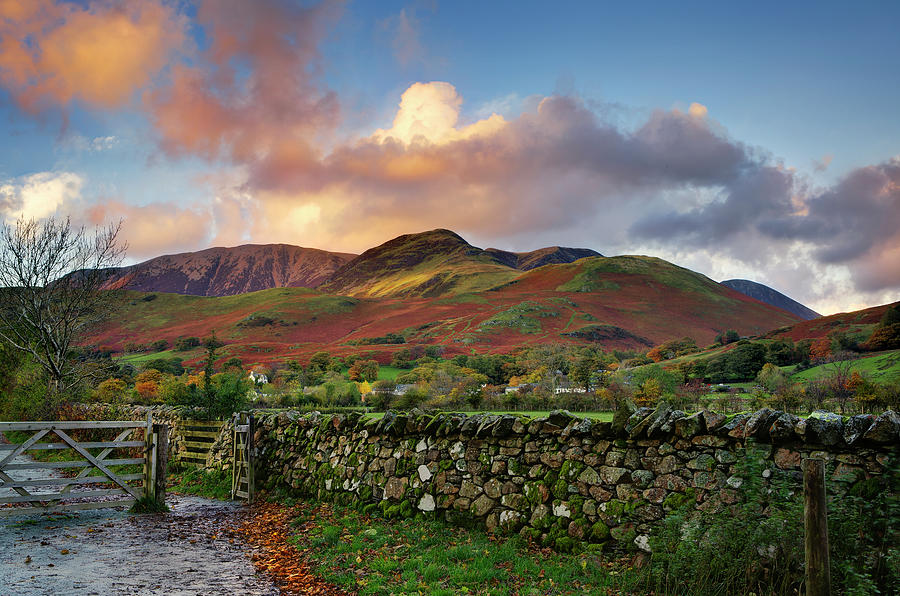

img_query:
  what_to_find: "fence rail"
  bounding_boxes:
[173,419,225,465]
[0,417,164,516]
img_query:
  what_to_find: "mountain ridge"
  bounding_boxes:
[721,279,820,320]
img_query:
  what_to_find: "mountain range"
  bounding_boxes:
[87,229,813,365]
[103,229,811,317]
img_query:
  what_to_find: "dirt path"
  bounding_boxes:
[0,494,280,595]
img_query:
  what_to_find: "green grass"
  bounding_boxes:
[787,350,900,384]
[289,500,638,595]
[363,411,614,421]
[117,349,185,365]
[377,366,403,381]
[167,464,232,500]
[478,301,559,334]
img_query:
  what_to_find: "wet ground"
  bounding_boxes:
[0,494,280,595]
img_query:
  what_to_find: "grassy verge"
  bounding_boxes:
[363,411,615,421]
[283,498,640,595]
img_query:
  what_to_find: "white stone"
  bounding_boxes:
[325,479,332,490]
[416,439,428,452]
[418,494,436,512]
[418,464,433,482]
[499,510,520,526]
[553,502,571,518]
[450,441,465,459]
[634,534,652,552]
[726,476,743,489]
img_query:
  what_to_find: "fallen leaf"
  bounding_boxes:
[60,549,69,555]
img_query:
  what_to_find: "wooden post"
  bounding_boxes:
[230,413,238,500]
[247,413,255,503]
[143,412,153,500]
[803,458,831,596]
[153,423,168,507]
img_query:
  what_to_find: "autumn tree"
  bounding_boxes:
[0,216,125,396]
[348,359,379,382]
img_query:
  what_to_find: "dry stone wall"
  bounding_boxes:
[251,406,900,551]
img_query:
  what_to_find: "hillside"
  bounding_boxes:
[317,229,521,298]
[86,253,802,368]
[763,301,896,343]
[484,246,601,270]
[101,244,356,296]
[721,279,820,320]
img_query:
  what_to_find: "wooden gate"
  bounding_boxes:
[0,415,163,516]
[174,419,225,465]
[231,412,255,502]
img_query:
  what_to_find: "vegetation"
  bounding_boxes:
[279,497,640,595]
[644,447,899,595]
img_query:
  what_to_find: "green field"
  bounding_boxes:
[787,350,900,384]
[117,349,189,365]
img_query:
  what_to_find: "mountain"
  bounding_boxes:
[102,244,356,297]
[484,246,601,270]
[318,229,519,298]
[720,279,820,320]
[87,251,803,368]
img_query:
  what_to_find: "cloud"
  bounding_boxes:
[379,8,427,68]
[144,0,342,190]
[85,200,212,259]
[0,0,186,112]
[0,171,84,222]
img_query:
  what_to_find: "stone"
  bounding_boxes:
[768,412,799,442]
[499,510,521,531]
[472,494,496,516]
[616,484,641,501]
[484,478,502,499]
[642,488,666,504]
[599,466,629,484]
[701,410,727,432]
[674,411,706,438]
[589,485,613,501]
[418,493,436,511]
[844,414,876,445]
[692,435,729,447]
[611,398,638,436]
[605,450,625,467]
[567,520,586,539]
[654,474,688,491]
[530,504,550,526]
[609,522,636,542]
[547,410,578,429]
[687,454,715,471]
[631,469,654,488]
[726,475,743,489]
[806,411,844,446]
[552,501,572,518]
[862,411,900,444]
[773,447,801,470]
[723,414,750,438]
[630,403,673,439]
[459,480,479,499]
[714,449,737,464]
[578,466,601,485]
[501,493,527,511]
[417,464,432,482]
[490,459,507,474]
[624,407,654,436]
[383,477,408,500]
[416,439,428,452]
[655,455,678,475]
[743,408,777,440]
[634,534,652,552]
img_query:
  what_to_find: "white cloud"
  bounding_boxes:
[0,171,84,223]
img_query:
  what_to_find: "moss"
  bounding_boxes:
[520,527,541,542]
[590,520,610,541]
[552,479,569,500]
[604,499,625,518]
[399,500,414,517]
[663,489,695,511]
[438,459,453,472]
[479,452,491,466]
[555,536,576,553]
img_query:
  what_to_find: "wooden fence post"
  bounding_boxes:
[803,458,831,596]
[143,412,153,500]
[248,413,255,503]
[153,423,168,507]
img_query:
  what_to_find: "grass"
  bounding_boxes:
[167,464,232,500]
[377,366,403,381]
[362,411,614,421]
[787,350,900,384]
[287,499,639,595]
[117,349,185,365]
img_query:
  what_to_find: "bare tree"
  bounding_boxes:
[0,216,126,395]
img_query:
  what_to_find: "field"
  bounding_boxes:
[786,350,900,384]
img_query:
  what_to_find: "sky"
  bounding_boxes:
[0,0,898,316]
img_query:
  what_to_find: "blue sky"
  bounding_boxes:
[0,0,898,314]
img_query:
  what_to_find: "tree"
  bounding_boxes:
[349,359,379,382]
[0,216,125,395]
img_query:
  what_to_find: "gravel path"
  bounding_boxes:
[0,494,280,595]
